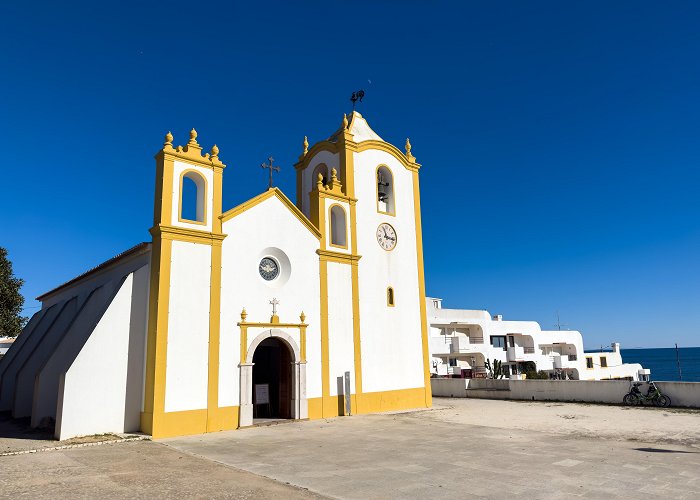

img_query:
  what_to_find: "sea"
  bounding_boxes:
[620,347,700,382]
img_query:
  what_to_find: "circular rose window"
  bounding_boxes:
[259,257,280,281]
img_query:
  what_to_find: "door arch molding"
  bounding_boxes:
[239,329,307,427]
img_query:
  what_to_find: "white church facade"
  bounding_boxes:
[0,112,433,439]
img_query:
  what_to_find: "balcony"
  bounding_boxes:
[506,346,524,361]
[523,346,535,354]
[552,354,579,369]
[450,336,481,354]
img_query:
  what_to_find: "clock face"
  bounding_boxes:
[376,223,397,251]
[259,257,280,281]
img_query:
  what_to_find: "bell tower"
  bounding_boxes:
[294,111,432,417]
[142,129,229,438]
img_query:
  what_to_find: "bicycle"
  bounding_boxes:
[622,381,671,407]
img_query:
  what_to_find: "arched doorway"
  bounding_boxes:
[251,337,292,419]
[239,329,308,427]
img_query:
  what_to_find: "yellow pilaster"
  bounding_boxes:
[412,170,432,407]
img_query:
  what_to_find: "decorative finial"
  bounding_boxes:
[317,172,325,189]
[164,131,173,147]
[240,308,247,322]
[303,136,308,156]
[300,311,306,323]
[331,168,338,181]
[189,128,198,145]
[342,113,348,129]
[405,137,416,162]
[210,144,219,158]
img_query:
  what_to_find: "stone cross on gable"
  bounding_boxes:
[270,298,280,316]
[261,156,281,189]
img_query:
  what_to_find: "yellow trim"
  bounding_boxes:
[296,168,303,211]
[153,156,174,226]
[375,164,396,216]
[151,225,226,245]
[387,286,395,307]
[206,241,223,431]
[337,127,365,412]
[141,235,172,436]
[220,188,321,240]
[328,203,349,249]
[412,170,433,407]
[316,249,361,265]
[319,258,331,416]
[356,140,421,172]
[159,129,226,171]
[307,387,428,419]
[293,141,339,171]
[178,169,208,225]
[149,406,239,439]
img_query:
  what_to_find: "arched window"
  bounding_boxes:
[377,166,394,214]
[312,163,329,191]
[329,205,347,248]
[180,170,206,223]
[387,287,395,307]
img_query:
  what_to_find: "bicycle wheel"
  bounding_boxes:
[655,395,671,408]
[623,393,639,406]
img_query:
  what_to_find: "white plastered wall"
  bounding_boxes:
[55,265,149,439]
[164,241,212,412]
[353,149,425,393]
[326,262,355,396]
[220,195,321,408]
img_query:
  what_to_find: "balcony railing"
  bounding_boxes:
[523,347,535,354]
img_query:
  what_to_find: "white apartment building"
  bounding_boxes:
[428,298,648,381]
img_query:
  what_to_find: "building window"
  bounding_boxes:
[586,357,594,369]
[387,287,395,307]
[448,358,457,367]
[376,165,395,214]
[329,205,347,248]
[600,356,608,368]
[491,336,506,350]
[179,170,206,223]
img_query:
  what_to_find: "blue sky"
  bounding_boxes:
[1,1,698,348]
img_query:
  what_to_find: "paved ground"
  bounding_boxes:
[0,440,321,499]
[1,398,699,498]
[163,399,700,499]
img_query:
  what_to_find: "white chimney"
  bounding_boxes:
[493,314,503,321]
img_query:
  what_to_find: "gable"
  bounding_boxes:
[220,188,321,240]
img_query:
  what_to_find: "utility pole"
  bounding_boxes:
[675,343,683,381]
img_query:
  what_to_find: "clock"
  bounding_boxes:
[259,257,280,281]
[376,223,397,251]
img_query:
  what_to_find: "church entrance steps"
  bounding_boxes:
[249,418,296,428]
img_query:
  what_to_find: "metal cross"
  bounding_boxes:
[270,298,280,316]
[261,156,281,189]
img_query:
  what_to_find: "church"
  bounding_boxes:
[0,111,433,439]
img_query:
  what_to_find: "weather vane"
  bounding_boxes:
[261,156,280,189]
[350,90,365,111]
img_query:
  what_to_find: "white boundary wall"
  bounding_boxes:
[431,378,700,408]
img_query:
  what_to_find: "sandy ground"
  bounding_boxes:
[424,398,700,448]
